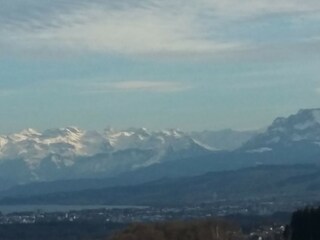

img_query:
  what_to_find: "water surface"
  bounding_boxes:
[0,205,146,214]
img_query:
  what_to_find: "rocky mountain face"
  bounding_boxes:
[243,108,320,152]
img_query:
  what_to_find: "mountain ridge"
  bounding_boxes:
[0,127,255,189]
[2,108,320,192]
[2,164,319,206]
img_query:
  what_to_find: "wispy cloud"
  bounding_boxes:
[1,0,320,57]
[88,81,191,93]
[0,1,240,56]
[200,0,320,18]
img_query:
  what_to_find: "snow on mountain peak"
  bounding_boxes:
[160,129,184,137]
[243,108,320,150]
[125,127,149,135]
[0,127,213,164]
[0,127,105,167]
[19,128,41,136]
[0,126,259,184]
[42,126,84,138]
[104,127,193,151]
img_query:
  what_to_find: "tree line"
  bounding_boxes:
[285,206,320,240]
[110,219,245,240]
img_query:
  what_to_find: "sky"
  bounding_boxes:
[1,0,320,133]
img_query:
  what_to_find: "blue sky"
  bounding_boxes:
[1,0,320,133]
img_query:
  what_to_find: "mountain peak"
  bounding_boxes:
[125,127,150,136]
[42,127,84,138]
[63,126,83,134]
[270,108,320,132]
[243,108,320,150]
[297,108,320,124]
[19,128,41,136]
[160,129,184,137]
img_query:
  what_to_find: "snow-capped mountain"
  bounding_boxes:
[243,108,320,151]
[0,127,212,187]
[0,127,111,166]
[5,109,315,190]
[105,127,210,153]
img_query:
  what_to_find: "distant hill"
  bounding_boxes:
[2,164,320,206]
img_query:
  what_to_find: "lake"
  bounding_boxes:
[0,205,147,214]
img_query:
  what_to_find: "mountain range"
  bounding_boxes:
[1,108,320,204]
[0,126,257,189]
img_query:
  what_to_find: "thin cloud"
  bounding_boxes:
[200,0,320,18]
[90,81,192,93]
